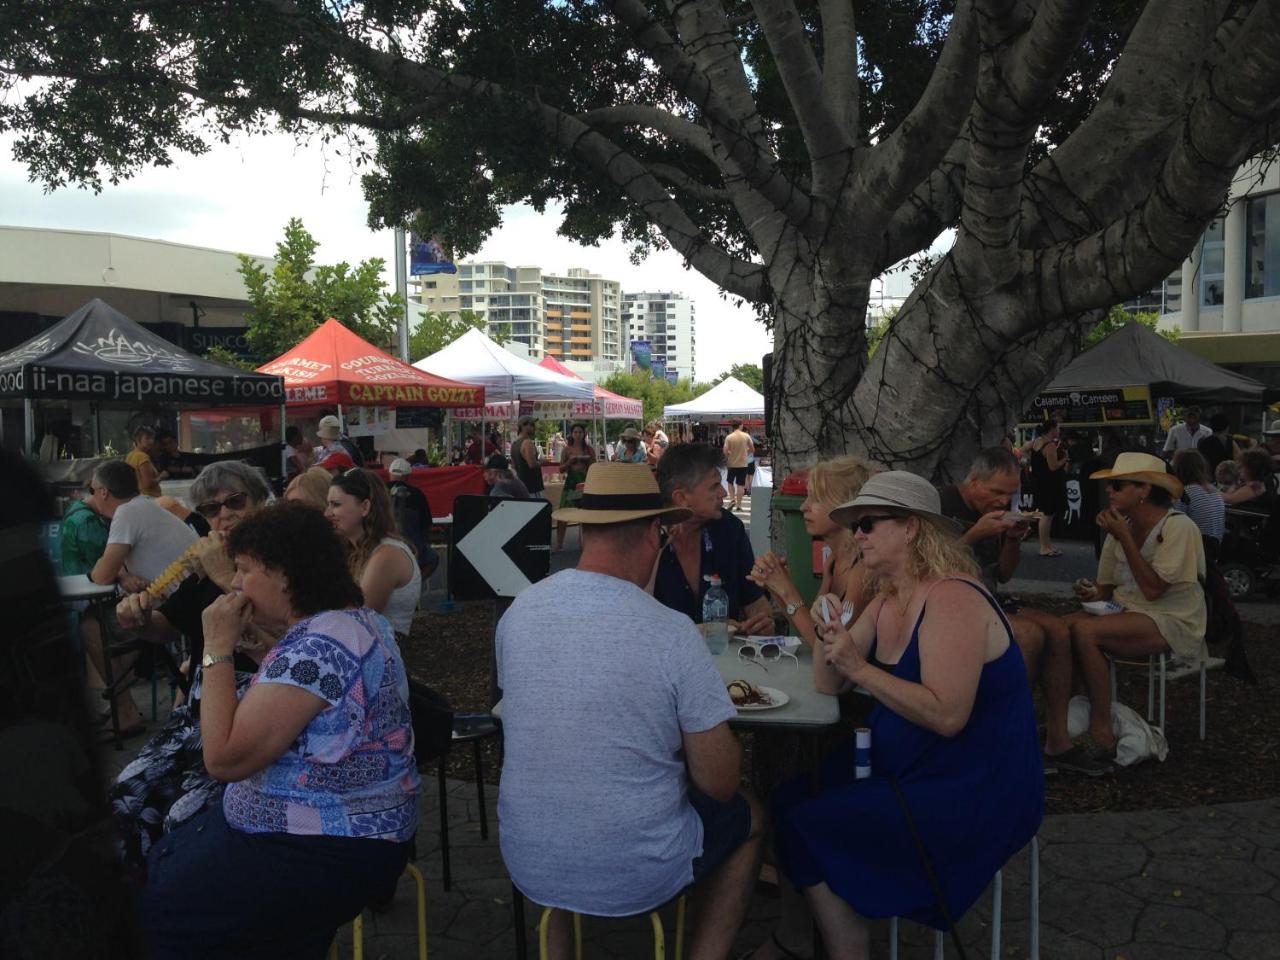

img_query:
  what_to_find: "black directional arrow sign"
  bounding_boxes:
[448,495,552,600]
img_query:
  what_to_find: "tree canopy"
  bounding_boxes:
[237,218,402,360]
[712,363,764,394]
[4,1,1278,478]
[600,371,710,426]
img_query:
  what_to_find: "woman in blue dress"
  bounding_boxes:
[747,472,1043,960]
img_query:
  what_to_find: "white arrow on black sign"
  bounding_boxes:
[455,499,551,597]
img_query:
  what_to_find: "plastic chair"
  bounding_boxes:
[1109,649,1207,740]
[438,713,502,891]
[328,861,429,960]
[887,835,1039,959]
[534,893,687,960]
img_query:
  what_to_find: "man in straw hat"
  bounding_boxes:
[1038,452,1205,775]
[315,413,364,467]
[497,463,762,958]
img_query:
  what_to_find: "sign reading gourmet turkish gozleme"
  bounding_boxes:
[257,318,484,408]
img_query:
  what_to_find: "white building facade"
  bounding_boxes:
[411,261,622,371]
[621,291,697,381]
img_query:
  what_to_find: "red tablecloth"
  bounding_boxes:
[367,465,486,519]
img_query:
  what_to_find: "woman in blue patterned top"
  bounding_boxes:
[139,501,420,959]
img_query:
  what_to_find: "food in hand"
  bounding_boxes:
[145,540,205,600]
[727,679,772,706]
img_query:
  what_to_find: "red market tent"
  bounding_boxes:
[536,356,643,419]
[258,319,485,408]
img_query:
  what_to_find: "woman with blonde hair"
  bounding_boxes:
[746,471,1043,960]
[325,469,421,638]
[284,466,332,509]
[749,456,876,648]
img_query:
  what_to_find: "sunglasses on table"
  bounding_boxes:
[738,641,799,671]
[852,514,900,534]
[194,491,250,518]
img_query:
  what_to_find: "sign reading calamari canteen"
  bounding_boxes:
[1020,385,1153,428]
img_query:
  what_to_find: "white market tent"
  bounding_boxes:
[664,376,764,421]
[413,328,595,403]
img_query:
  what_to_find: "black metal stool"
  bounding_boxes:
[438,712,502,891]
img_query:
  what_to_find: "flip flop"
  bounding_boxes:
[1039,549,1063,558]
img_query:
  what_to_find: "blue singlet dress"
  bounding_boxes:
[772,579,1044,928]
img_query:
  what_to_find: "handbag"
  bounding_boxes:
[407,679,454,766]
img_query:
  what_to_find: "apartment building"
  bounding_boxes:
[411,262,621,365]
[621,291,697,381]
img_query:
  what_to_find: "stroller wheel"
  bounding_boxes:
[1219,563,1256,600]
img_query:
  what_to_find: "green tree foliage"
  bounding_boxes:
[408,308,504,361]
[712,363,764,393]
[865,307,900,357]
[201,343,256,371]
[601,371,710,428]
[237,218,402,361]
[1085,304,1180,349]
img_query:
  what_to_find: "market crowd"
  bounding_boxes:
[15,404,1275,959]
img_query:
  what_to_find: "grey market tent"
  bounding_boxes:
[1045,321,1266,404]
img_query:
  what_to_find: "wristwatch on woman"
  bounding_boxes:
[201,653,234,669]
[785,601,802,617]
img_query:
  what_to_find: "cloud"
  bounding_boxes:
[0,130,772,380]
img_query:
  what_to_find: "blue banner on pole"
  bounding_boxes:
[631,340,652,372]
[665,369,680,384]
[409,233,457,276]
[651,358,666,380]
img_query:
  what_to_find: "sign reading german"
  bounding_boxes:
[1021,385,1153,428]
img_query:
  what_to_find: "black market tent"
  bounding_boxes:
[0,298,284,455]
[1045,321,1267,405]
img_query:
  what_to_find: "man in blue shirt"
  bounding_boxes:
[654,444,774,633]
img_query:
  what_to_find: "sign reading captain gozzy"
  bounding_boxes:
[1020,385,1153,428]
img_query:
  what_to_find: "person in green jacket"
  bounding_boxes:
[60,491,110,576]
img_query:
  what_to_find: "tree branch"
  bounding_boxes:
[853,0,977,227]
[749,0,851,196]
[877,139,969,272]
[1028,0,1280,318]
[604,0,815,230]
[1020,0,1238,247]
[577,104,719,164]
[818,0,858,143]
[648,162,732,202]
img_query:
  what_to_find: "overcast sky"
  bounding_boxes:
[0,130,799,382]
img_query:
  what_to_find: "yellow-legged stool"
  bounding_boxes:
[537,894,686,960]
[329,862,429,960]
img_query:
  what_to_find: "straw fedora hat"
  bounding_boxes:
[1089,452,1183,497]
[829,471,961,533]
[552,463,692,525]
[619,427,643,441]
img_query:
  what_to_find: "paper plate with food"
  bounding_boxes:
[726,679,790,711]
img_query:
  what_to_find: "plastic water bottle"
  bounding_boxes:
[700,574,730,655]
[701,574,729,622]
[855,727,872,779]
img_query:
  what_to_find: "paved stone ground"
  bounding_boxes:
[328,780,1280,960]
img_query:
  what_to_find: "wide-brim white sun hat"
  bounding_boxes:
[829,470,961,533]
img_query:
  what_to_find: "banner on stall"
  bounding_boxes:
[1020,384,1154,428]
[631,340,652,373]
[409,233,457,276]
[345,405,395,436]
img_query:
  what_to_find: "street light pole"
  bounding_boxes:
[394,226,410,362]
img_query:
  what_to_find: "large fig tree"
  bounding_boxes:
[3,0,1278,478]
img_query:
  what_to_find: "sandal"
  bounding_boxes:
[1046,744,1113,777]
[1039,549,1063,558]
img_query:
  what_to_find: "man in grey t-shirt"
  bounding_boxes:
[84,458,198,734]
[497,464,761,958]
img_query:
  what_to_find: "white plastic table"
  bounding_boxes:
[712,638,840,730]
[57,574,117,602]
